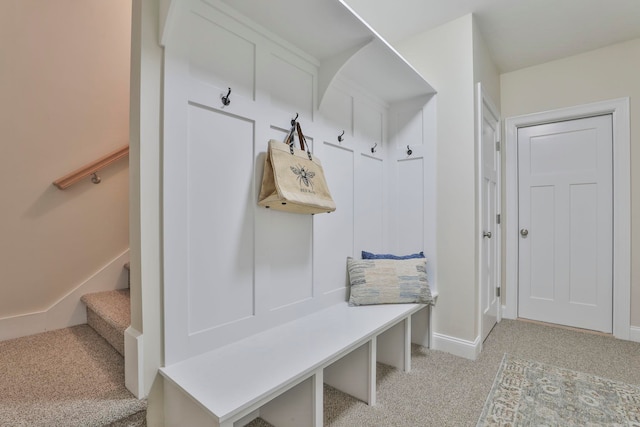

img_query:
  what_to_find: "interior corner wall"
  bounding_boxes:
[0,1,131,321]
[395,14,477,342]
[472,19,501,112]
[500,37,640,328]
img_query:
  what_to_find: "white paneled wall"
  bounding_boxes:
[163,0,436,365]
[314,141,355,296]
[355,154,385,253]
[186,104,256,335]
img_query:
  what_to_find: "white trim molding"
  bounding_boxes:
[629,326,640,343]
[125,326,145,398]
[476,82,502,343]
[0,249,130,341]
[431,333,482,360]
[504,98,631,340]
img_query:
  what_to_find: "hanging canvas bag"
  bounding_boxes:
[258,122,336,214]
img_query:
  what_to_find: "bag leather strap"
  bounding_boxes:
[296,122,307,151]
[284,125,296,154]
[296,122,313,160]
[282,121,312,159]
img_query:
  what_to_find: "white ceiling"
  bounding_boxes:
[343,0,640,72]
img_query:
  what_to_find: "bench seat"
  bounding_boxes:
[160,301,434,427]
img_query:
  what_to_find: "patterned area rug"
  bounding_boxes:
[477,354,640,426]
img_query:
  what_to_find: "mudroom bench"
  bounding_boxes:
[160,301,434,427]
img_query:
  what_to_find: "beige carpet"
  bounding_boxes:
[82,289,131,356]
[0,325,146,427]
[248,319,640,427]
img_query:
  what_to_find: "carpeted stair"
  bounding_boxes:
[81,289,131,356]
[0,261,145,427]
[0,325,146,427]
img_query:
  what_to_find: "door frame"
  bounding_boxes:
[504,98,630,340]
[477,82,501,342]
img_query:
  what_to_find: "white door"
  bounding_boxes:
[479,85,501,342]
[518,115,613,332]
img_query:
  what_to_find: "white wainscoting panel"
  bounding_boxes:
[393,104,425,149]
[269,53,314,120]
[264,210,314,311]
[186,104,256,334]
[314,142,355,296]
[355,154,385,254]
[396,157,425,253]
[320,85,353,135]
[354,100,383,146]
[259,126,314,313]
[189,11,256,100]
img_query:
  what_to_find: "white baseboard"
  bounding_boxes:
[0,312,47,341]
[125,326,144,399]
[431,332,482,360]
[0,249,130,341]
[629,326,640,343]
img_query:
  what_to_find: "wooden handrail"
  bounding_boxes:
[53,145,129,190]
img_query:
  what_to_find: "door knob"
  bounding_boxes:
[483,231,492,238]
[520,228,529,237]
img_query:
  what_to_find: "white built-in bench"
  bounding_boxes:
[160,301,435,427]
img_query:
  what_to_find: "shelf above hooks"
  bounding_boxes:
[195,0,437,110]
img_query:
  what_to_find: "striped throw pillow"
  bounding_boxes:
[347,257,433,306]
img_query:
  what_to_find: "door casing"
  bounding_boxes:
[504,98,631,340]
[477,82,501,344]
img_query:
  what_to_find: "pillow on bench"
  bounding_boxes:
[347,257,433,306]
[361,250,425,260]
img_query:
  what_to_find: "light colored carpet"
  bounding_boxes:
[81,289,131,332]
[0,325,146,427]
[82,289,131,356]
[477,354,640,426]
[247,319,640,427]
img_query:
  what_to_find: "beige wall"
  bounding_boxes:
[0,1,131,318]
[473,20,501,111]
[500,37,640,327]
[396,14,478,342]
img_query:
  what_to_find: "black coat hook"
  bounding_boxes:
[371,143,377,154]
[338,130,345,142]
[221,87,231,106]
[406,145,412,156]
[291,113,299,126]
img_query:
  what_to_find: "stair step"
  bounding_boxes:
[124,262,130,287]
[81,289,130,356]
[0,325,146,426]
